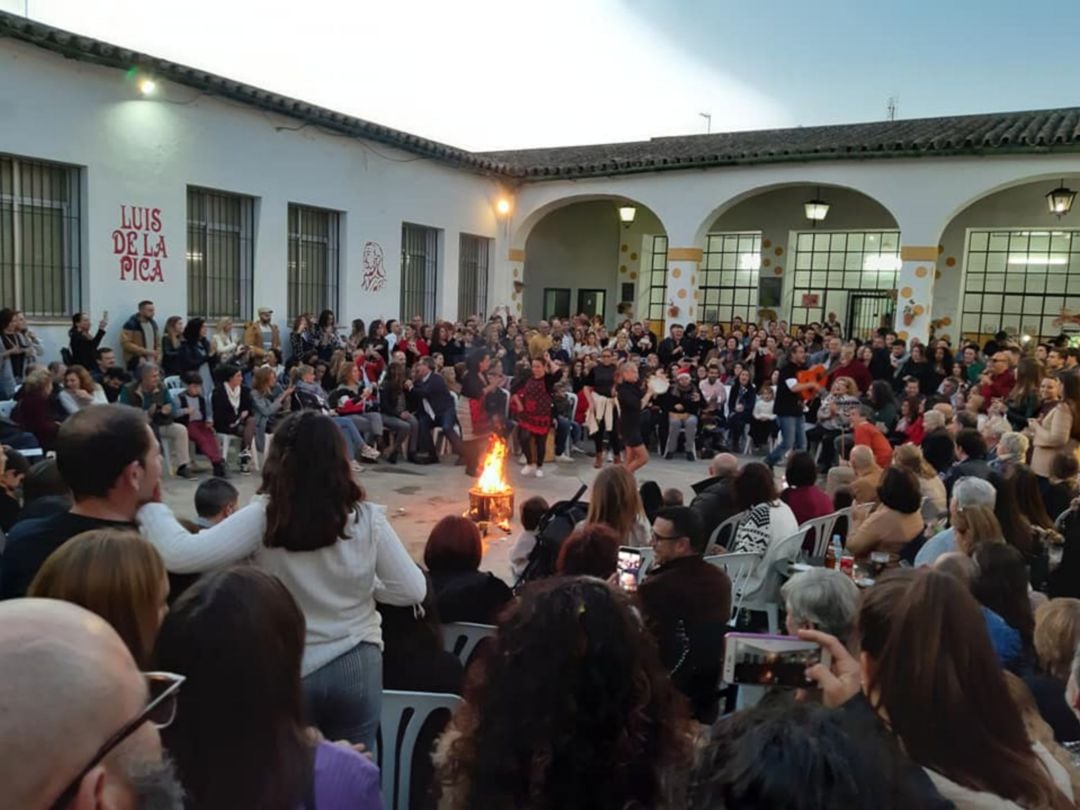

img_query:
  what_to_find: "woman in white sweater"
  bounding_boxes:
[138,410,426,750]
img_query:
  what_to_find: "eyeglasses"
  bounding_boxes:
[49,671,185,810]
[651,531,685,544]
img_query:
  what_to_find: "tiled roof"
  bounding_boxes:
[0,11,510,176]
[483,109,1080,179]
[4,11,1080,181]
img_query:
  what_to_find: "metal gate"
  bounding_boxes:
[846,292,895,341]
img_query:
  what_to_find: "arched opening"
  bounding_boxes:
[698,184,899,340]
[521,198,667,329]
[934,176,1080,346]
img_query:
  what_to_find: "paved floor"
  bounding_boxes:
[159,449,726,582]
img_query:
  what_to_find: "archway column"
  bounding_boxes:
[665,247,702,333]
[894,244,939,343]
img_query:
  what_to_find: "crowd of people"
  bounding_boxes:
[1,301,1080,808]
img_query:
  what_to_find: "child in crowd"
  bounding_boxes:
[661,487,684,507]
[510,495,549,580]
[193,477,239,529]
[750,383,778,450]
[0,447,29,531]
[173,372,227,477]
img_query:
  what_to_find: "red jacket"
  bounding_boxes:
[980,369,1015,407]
[828,360,872,394]
[14,391,58,451]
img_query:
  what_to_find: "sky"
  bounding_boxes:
[4,0,1080,151]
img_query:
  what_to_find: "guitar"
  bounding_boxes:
[795,364,828,401]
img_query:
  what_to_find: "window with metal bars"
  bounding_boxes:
[789,230,900,331]
[701,232,762,326]
[287,204,340,321]
[0,155,82,319]
[458,234,490,320]
[647,235,668,321]
[962,229,1080,343]
[401,223,439,322]
[186,187,254,320]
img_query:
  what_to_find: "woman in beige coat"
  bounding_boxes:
[1028,376,1077,480]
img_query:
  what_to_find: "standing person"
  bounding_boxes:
[120,299,160,371]
[243,306,282,362]
[980,351,1017,411]
[67,310,108,370]
[0,404,163,598]
[0,599,185,810]
[138,410,427,750]
[289,313,316,360]
[155,567,382,809]
[177,317,214,392]
[212,364,257,474]
[1029,374,1078,484]
[618,360,656,474]
[511,355,559,478]
[174,371,227,478]
[120,363,193,479]
[159,315,184,376]
[0,308,30,395]
[313,309,343,361]
[457,348,497,477]
[1007,358,1044,430]
[584,348,622,469]
[765,342,822,469]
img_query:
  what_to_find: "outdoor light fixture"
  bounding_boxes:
[138,77,157,96]
[495,198,511,217]
[618,205,637,227]
[804,187,830,223]
[1046,180,1076,218]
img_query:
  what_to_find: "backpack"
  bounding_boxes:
[515,484,589,590]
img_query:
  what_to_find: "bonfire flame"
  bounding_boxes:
[475,435,512,495]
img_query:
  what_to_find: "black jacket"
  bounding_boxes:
[412,370,455,419]
[212,384,254,433]
[430,569,512,625]
[689,474,739,544]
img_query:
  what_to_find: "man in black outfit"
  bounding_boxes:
[659,323,690,367]
[0,404,162,598]
[637,506,732,723]
[765,342,821,469]
[407,356,462,463]
[689,453,741,544]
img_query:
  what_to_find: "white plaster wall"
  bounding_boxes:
[0,39,503,359]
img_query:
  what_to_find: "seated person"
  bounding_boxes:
[424,515,512,625]
[915,476,997,567]
[174,371,226,478]
[662,487,684,507]
[661,372,703,461]
[509,496,548,580]
[847,404,892,469]
[781,451,833,527]
[846,466,925,559]
[193,477,239,529]
[211,364,257,473]
[556,523,620,579]
[16,457,71,522]
[782,567,860,651]
[0,447,29,532]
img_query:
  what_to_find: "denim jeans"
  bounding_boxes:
[554,416,582,455]
[331,416,364,459]
[382,413,417,453]
[765,414,806,467]
[302,641,382,751]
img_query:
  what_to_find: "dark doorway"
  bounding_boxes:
[577,288,606,321]
[543,288,571,320]
[847,292,895,342]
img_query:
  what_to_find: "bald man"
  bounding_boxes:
[690,452,740,543]
[847,445,884,505]
[0,599,183,809]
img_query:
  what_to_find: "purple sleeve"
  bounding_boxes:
[313,741,384,810]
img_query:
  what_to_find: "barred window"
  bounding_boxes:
[401,223,439,323]
[287,204,340,320]
[0,155,82,318]
[458,234,490,320]
[186,187,254,320]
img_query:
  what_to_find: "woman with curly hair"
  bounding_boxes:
[434,577,695,810]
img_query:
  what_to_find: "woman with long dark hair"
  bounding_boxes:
[971,542,1037,669]
[178,317,213,391]
[434,577,695,809]
[457,348,497,477]
[313,309,343,361]
[68,310,109,371]
[990,471,1047,589]
[1007,358,1044,431]
[867,380,899,433]
[138,410,427,750]
[804,569,1074,808]
[155,567,381,809]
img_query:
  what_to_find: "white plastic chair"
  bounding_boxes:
[740,527,810,634]
[442,621,496,669]
[799,507,854,558]
[0,400,16,419]
[163,375,183,391]
[708,509,749,552]
[377,690,462,810]
[705,551,760,624]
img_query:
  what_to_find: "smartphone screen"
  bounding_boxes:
[723,633,830,689]
[616,547,643,593]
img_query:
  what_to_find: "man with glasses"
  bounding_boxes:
[0,598,184,809]
[637,506,731,723]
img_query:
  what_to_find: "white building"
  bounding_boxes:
[3,11,1080,359]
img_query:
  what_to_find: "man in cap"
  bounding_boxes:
[661,370,703,461]
[243,307,281,361]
